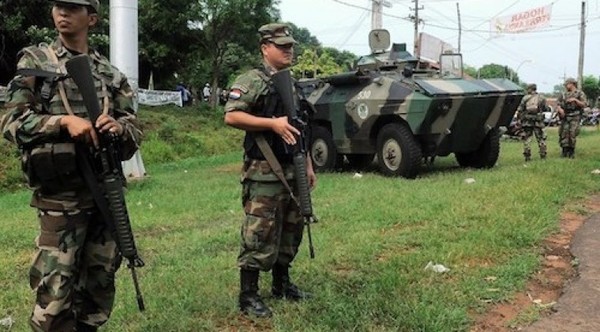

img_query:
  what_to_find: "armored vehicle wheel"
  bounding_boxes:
[376,123,422,178]
[346,154,375,170]
[455,128,501,168]
[310,126,341,172]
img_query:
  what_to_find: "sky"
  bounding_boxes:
[279,0,600,93]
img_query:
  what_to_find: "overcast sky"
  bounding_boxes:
[279,0,600,93]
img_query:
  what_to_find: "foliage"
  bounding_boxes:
[138,0,199,90]
[293,48,343,78]
[476,63,520,83]
[581,75,600,105]
[464,64,478,78]
[188,0,279,107]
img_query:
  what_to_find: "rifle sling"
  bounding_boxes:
[75,144,117,235]
[255,134,298,204]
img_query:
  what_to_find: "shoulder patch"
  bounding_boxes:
[230,84,249,94]
[228,89,242,100]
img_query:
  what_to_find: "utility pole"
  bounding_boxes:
[577,0,586,88]
[371,0,392,30]
[409,0,424,55]
[456,2,462,53]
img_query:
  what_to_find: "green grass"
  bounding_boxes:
[1,127,599,331]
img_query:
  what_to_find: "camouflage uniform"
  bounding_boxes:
[557,88,587,155]
[1,37,142,331]
[225,22,313,318]
[517,87,547,161]
[225,65,305,272]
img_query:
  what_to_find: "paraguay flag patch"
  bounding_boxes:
[228,89,242,100]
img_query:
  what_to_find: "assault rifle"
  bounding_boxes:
[65,55,145,311]
[271,69,316,259]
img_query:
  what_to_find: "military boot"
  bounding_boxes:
[568,147,575,159]
[272,264,312,301]
[239,269,272,318]
[524,155,531,162]
[76,322,98,332]
[561,147,568,158]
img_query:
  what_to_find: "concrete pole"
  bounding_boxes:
[577,1,586,88]
[110,0,146,179]
[372,0,383,30]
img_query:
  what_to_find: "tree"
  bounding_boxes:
[138,0,199,90]
[189,0,278,108]
[293,48,342,78]
[321,47,356,71]
[581,75,600,105]
[477,63,520,83]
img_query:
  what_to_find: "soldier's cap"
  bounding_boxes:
[564,77,577,86]
[52,0,99,13]
[527,83,537,91]
[258,23,296,45]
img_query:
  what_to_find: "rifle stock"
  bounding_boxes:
[271,69,316,258]
[65,54,145,311]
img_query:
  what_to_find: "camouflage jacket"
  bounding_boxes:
[225,65,300,181]
[558,89,587,116]
[1,39,143,210]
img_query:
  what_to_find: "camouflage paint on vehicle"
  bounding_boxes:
[299,29,523,178]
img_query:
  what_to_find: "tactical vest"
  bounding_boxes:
[243,68,293,163]
[561,90,584,115]
[524,94,540,114]
[18,43,111,194]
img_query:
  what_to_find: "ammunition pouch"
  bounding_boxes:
[25,143,84,193]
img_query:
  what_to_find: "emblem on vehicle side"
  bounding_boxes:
[357,103,369,119]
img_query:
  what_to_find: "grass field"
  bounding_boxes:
[1,127,599,331]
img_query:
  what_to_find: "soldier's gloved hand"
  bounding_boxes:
[96,114,124,136]
[272,116,300,145]
[60,115,99,148]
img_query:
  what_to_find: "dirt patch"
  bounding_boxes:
[470,195,600,331]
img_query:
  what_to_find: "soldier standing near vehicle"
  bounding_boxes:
[0,1,142,331]
[516,83,547,161]
[224,23,316,318]
[557,77,587,158]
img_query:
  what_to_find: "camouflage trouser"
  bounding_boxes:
[522,125,546,158]
[559,115,581,148]
[237,179,304,271]
[29,208,120,332]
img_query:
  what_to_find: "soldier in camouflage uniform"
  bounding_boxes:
[0,1,142,331]
[516,83,547,161]
[557,78,587,158]
[224,23,316,318]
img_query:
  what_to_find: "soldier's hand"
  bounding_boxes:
[96,114,124,136]
[272,116,300,145]
[60,115,99,148]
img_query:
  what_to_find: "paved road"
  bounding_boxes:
[526,214,600,332]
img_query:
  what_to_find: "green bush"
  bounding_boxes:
[0,140,26,191]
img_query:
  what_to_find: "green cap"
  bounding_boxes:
[52,0,100,13]
[258,23,296,45]
[564,77,577,86]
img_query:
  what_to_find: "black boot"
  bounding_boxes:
[568,147,575,158]
[272,264,312,301]
[239,269,272,317]
[76,322,98,332]
[561,147,568,158]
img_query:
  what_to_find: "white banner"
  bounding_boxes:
[137,88,182,107]
[491,4,552,33]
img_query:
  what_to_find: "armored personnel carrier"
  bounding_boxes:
[299,29,524,178]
